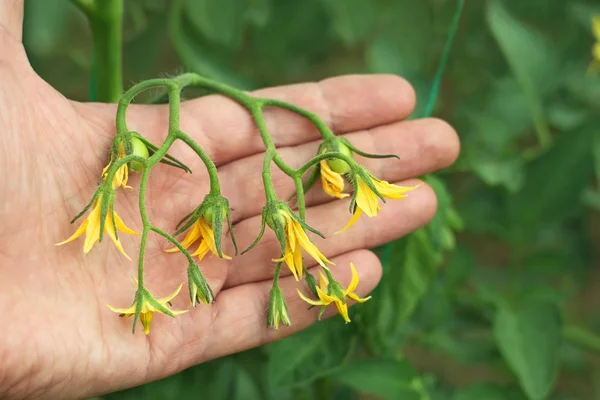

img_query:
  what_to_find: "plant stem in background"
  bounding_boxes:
[88,0,124,102]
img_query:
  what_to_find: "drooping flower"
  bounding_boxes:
[102,142,131,189]
[55,195,138,259]
[337,175,419,233]
[166,216,231,261]
[107,280,187,335]
[320,158,350,199]
[297,263,371,323]
[273,210,333,281]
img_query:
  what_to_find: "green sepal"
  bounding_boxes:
[339,137,400,160]
[211,200,225,259]
[356,168,386,204]
[267,285,291,329]
[304,270,319,311]
[283,204,326,239]
[346,173,358,214]
[70,189,102,224]
[226,207,239,256]
[131,287,146,334]
[242,210,267,254]
[98,187,116,244]
[175,210,195,231]
[132,133,192,174]
[318,305,327,320]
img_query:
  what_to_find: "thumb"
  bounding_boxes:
[0,0,24,43]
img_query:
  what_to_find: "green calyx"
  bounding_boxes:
[130,132,192,174]
[175,193,237,258]
[243,201,326,255]
[347,167,387,215]
[338,136,400,161]
[187,264,215,307]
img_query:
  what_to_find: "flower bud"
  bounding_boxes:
[130,137,149,172]
[267,286,291,329]
[326,141,353,175]
[187,264,215,307]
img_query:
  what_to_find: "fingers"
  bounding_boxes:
[0,0,24,43]
[184,249,382,365]
[218,117,458,223]
[125,74,415,165]
[223,179,436,288]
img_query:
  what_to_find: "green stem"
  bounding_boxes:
[88,0,124,102]
[423,0,464,118]
[273,262,283,286]
[177,130,221,195]
[262,151,277,201]
[293,176,306,221]
[137,227,149,287]
[262,98,336,140]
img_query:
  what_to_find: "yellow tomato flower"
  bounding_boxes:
[273,210,334,281]
[102,143,131,189]
[336,176,419,233]
[320,159,350,199]
[166,216,231,260]
[297,263,371,323]
[589,16,600,75]
[56,195,138,259]
[107,281,187,335]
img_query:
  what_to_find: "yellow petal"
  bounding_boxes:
[55,219,88,246]
[335,207,363,234]
[316,287,336,305]
[140,311,153,335]
[292,221,333,267]
[320,160,349,199]
[114,212,139,235]
[297,289,324,306]
[372,179,419,200]
[106,213,132,260]
[334,301,351,323]
[318,271,329,292]
[167,221,202,252]
[355,178,380,217]
[106,303,137,315]
[83,202,102,253]
[157,283,184,304]
[191,240,211,260]
[347,293,372,303]
[345,262,360,295]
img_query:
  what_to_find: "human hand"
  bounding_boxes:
[0,2,459,399]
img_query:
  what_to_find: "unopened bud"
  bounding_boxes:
[267,286,291,329]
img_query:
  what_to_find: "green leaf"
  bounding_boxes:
[184,0,245,48]
[396,229,440,326]
[267,318,355,387]
[487,0,558,148]
[330,358,425,400]
[493,300,562,400]
[509,125,595,234]
[472,155,525,193]
[321,0,373,47]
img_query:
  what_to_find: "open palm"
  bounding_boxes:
[0,4,459,399]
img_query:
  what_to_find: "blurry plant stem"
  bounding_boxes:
[84,0,124,102]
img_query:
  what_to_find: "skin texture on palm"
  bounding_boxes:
[0,2,460,398]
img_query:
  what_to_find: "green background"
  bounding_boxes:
[23,0,600,399]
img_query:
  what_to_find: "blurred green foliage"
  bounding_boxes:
[23,0,600,399]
